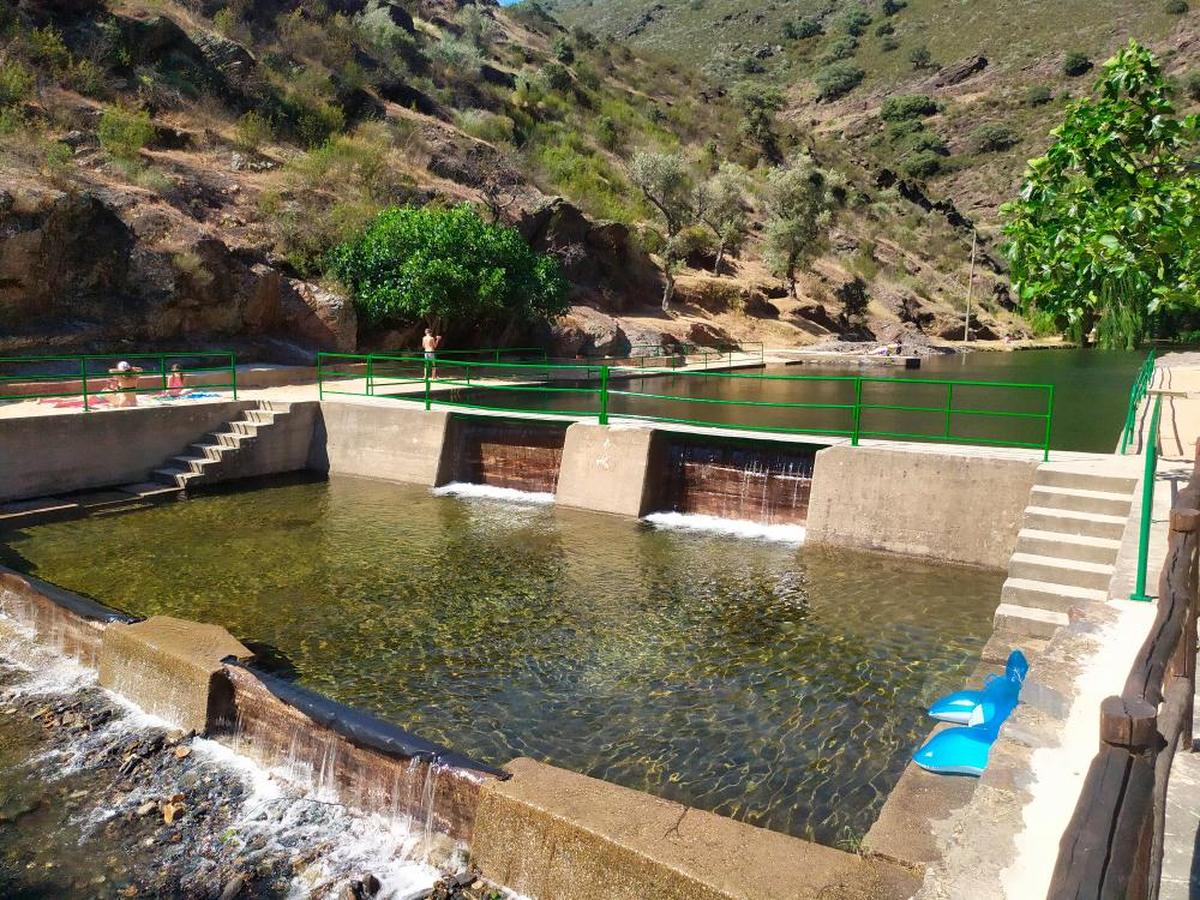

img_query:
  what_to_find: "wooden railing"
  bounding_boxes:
[1048,452,1200,900]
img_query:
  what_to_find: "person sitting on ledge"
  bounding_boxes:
[167,363,185,397]
[108,360,143,407]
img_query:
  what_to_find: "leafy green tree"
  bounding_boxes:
[840,6,873,36]
[880,94,939,121]
[630,151,698,310]
[733,83,784,162]
[784,17,822,40]
[98,105,155,160]
[1002,42,1200,349]
[763,156,841,296]
[328,204,568,330]
[815,62,864,101]
[697,164,750,275]
[908,46,933,70]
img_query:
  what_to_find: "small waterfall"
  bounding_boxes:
[444,416,566,494]
[655,439,817,529]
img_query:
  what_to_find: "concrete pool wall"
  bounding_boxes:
[0,398,1044,568]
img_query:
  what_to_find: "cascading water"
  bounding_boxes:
[647,439,818,542]
[443,416,566,495]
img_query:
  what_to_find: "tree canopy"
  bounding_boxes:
[763,156,841,295]
[328,204,568,330]
[1001,41,1200,349]
[630,150,699,310]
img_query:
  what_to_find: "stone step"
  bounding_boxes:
[256,400,292,413]
[1008,552,1115,591]
[117,482,183,501]
[230,420,267,436]
[1022,506,1128,540]
[993,602,1070,640]
[1035,467,1138,494]
[207,430,253,450]
[1001,576,1108,613]
[170,455,222,475]
[242,409,278,425]
[1014,528,1123,565]
[188,442,232,461]
[1028,485,1133,517]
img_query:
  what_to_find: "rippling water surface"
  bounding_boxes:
[4,476,1003,845]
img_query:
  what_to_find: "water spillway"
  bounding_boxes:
[656,437,818,526]
[442,416,566,494]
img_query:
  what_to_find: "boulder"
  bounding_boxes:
[279,279,358,352]
[934,55,988,88]
[191,31,257,86]
[743,290,780,319]
[792,303,840,333]
[686,321,734,349]
[549,306,629,357]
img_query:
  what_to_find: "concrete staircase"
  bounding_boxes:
[152,401,293,492]
[993,463,1138,641]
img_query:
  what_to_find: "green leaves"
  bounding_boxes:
[1001,41,1200,350]
[329,204,568,331]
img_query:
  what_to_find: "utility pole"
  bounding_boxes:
[963,229,977,344]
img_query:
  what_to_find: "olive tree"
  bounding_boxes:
[762,157,841,296]
[1001,41,1200,349]
[630,151,699,310]
[696,164,749,275]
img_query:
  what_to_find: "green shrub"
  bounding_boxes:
[98,106,155,160]
[971,123,1019,152]
[1165,0,1189,13]
[1026,84,1053,106]
[875,21,895,37]
[43,141,72,182]
[840,6,873,36]
[0,60,33,108]
[541,61,572,92]
[815,62,864,101]
[908,46,932,70]
[901,150,943,178]
[821,36,859,64]
[898,128,948,155]
[880,94,939,121]
[783,17,822,40]
[552,36,575,64]
[430,37,482,75]
[882,0,906,14]
[456,109,515,145]
[597,115,621,150]
[880,36,900,52]
[1188,73,1200,102]
[234,110,273,151]
[328,204,569,330]
[1063,52,1092,77]
[29,27,71,74]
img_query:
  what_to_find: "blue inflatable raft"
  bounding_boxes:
[913,649,1027,777]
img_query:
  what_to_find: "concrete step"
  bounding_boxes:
[170,455,222,475]
[256,400,292,413]
[152,467,202,488]
[207,431,253,450]
[1008,553,1115,592]
[230,421,266,437]
[0,497,83,528]
[117,482,183,501]
[993,602,1070,640]
[1035,467,1138,494]
[188,442,232,461]
[1028,485,1133,517]
[1014,528,1123,565]
[242,409,278,425]
[1023,506,1128,540]
[1001,576,1108,613]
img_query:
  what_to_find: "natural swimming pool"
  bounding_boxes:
[2,476,1003,846]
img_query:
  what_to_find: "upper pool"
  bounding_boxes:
[1,476,1002,846]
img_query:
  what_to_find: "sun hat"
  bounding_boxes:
[116,361,132,372]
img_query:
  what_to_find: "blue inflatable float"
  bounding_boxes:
[913,649,1027,777]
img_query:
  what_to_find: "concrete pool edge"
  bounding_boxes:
[0,563,924,899]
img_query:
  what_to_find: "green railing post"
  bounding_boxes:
[1043,384,1055,462]
[1131,394,1162,602]
[230,353,238,400]
[851,377,863,446]
[80,357,89,411]
[366,355,374,397]
[159,355,168,393]
[317,353,324,400]
[598,365,610,424]
[424,359,432,410]
[944,383,954,439]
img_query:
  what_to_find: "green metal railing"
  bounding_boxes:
[398,346,550,363]
[317,353,1055,457]
[0,352,238,410]
[592,341,765,370]
[1130,393,1162,602]
[1120,350,1157,454]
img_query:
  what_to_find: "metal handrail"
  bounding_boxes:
[317,353,1055,457]
[0,351,239,410]
[1121,350,1157,454]
[1131,393,1163,602]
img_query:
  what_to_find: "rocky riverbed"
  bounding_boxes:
[0,629,506,900]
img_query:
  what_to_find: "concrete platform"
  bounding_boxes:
[472,758,920,900]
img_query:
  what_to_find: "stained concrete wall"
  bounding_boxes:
[555,423,665,517]
[312,401,453,486]
[471,757,919,900]
[204,401,320,485]
[0,401,252,502]
[805,444,1040,569]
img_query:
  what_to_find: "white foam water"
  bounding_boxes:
[643,511,807,544]
[433,481,556,505]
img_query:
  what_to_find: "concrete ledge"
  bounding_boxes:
[471,758,920,900]
[314,401,452,486]
[98,616,252,732]
[805,444,1040,568]
[555,423,663,517]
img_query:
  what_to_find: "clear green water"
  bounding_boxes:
[3,477,1003,845]
[427,349,1142,453]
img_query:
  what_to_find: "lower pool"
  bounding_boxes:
[1,476,1003,845]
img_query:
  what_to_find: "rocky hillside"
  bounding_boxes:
[0,0,1068,361]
